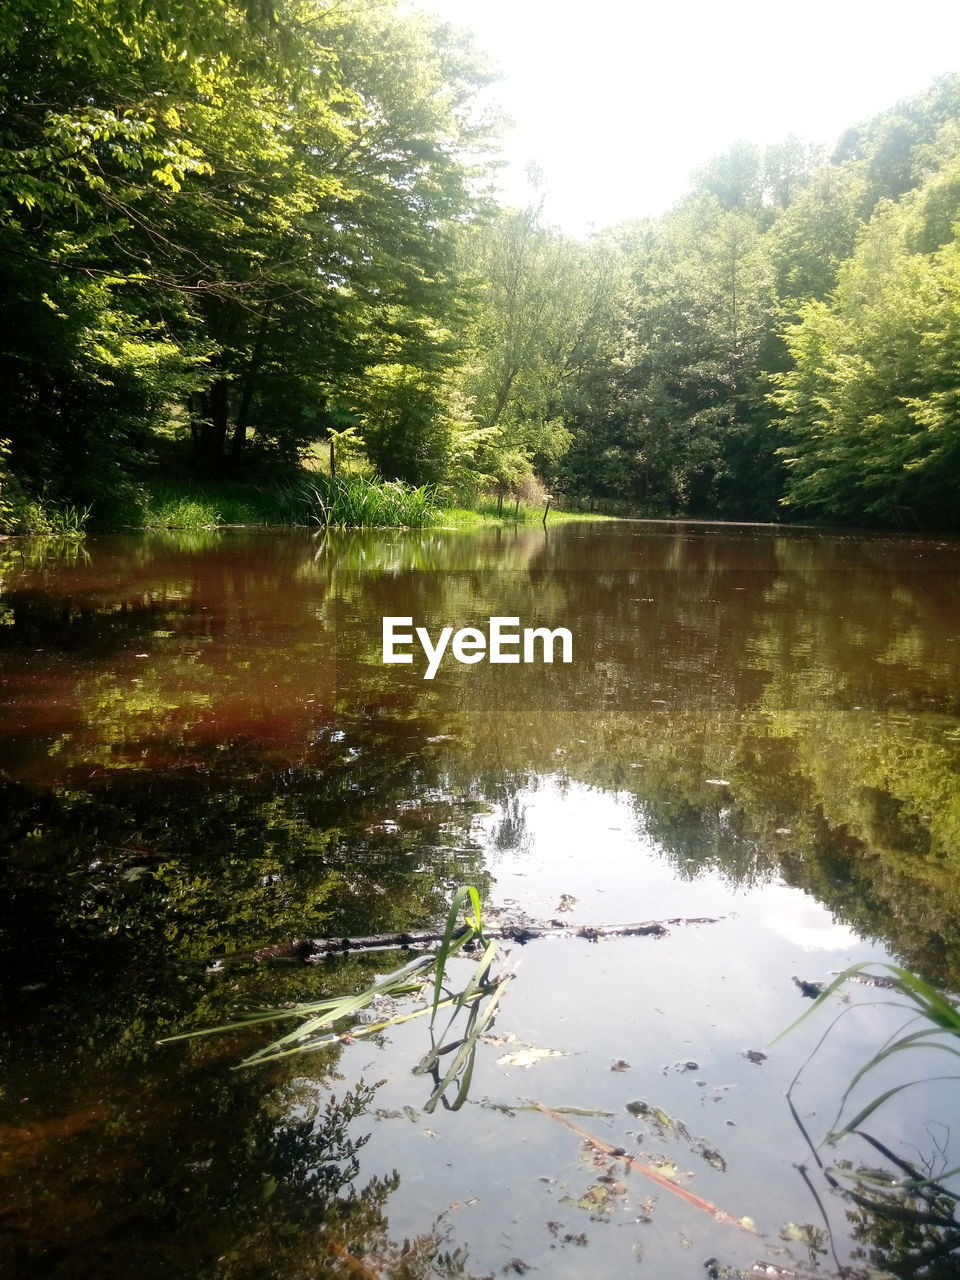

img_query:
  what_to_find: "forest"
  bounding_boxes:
[3,0,960,531]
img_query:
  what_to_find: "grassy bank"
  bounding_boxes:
[2,472,621,537]
[0,499,91,538]
[141,476,615,531]
[140,477,307,530]
[441,503,617,527]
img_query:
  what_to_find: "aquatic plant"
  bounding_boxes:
[779,963,960,1275]
[780,962,960,1148]
[0,443,92,536]
[160,884,511,1113]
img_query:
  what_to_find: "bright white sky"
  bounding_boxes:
[415,0,960,234]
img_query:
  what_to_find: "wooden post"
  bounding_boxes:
[329,437,336,478]
[543,496,551,527]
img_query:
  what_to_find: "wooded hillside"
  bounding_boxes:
[2,2,959,529]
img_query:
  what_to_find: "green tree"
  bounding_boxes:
[0,0,495,509]
[563,195,778,516]
[457,180,622,499]
[772,158,960,527]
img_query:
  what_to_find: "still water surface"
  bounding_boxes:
[0,523,958,1278]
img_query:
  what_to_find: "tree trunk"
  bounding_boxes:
[231,301,274,457]
[192,380,230,460]
[208,379,230,460]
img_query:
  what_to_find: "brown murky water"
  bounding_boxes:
[0,523,958,1278]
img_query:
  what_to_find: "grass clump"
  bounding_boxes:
[778,962,960,1274]
[304,474,442,528]
[0,444,91,537]
[2,494,91,538]
[472,495,545,523]
[18,500,91,538]
[779,961,960,1261]
[143,496,221,530]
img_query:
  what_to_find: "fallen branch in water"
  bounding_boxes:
[531,1101,757,1234]
[243,916,720,963]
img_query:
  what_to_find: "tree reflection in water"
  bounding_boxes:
[2,526,960,1276]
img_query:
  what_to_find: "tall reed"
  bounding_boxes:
[303,475,442,528]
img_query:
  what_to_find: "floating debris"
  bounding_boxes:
[792,977,824,999]
[497,1044,567,1069]
[533,1102,757,1233]
[694,1140,727,1173]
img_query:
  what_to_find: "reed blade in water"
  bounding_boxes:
[159,884,510,1106]
[778,958,960,1240]
[421,975,514,1115]
[777,962,960,1141]
[430,883,485,1027]
[158,952,437,1061]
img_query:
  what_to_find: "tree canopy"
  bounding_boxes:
[0,0,494,514]
[2,9,960,530]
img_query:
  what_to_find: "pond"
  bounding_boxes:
[0,522,959,1279]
